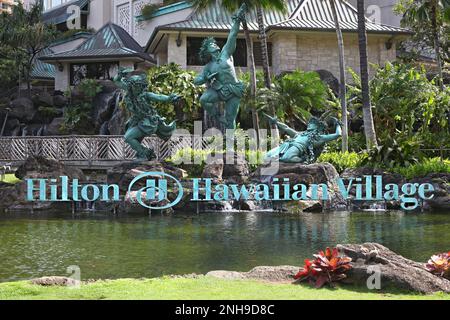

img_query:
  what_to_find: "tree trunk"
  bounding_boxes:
[330,0,348,152]
[242,19,260,147]
[430,0,444,91]
[357,0,378,149]
[256,5,279,144]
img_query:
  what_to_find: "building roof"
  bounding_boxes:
[42,0,90,25]
[40,23,154,63]
[31,47,56,80]
[146,0,410,52]
[268,0,410,33]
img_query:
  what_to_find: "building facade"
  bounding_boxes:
[35,0,410,91]
[0,0,22,13]
[146,0,409,78]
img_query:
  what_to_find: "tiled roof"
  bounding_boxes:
[157,0,302,32]
[150,0,409,35]
[31,47,56,80]
[269,0,409,33]
[40,23,154,62]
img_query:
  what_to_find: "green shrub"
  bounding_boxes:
[362,136,422,169]
[392,158,450,179]
[62,79,101,134]
[318,152,367,173]
[147,63,203,130]
[77,78,102,99]
[38,106,58,118]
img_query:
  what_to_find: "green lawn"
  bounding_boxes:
[0,277,449,300]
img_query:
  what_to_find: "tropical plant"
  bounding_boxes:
[140,3,160,20]
[396,0,450,90]
[294,247,353,288]
[426,252,450,279]
[392,157,450,179]
[147,63,203,130]
[327,0,348,152]
[356,0,378,148]
[254,1,287,143]
[77,79,102,100]
[0,2,58,96]
[347,62,450,152]
[318,152,367,173]
[61,79,101,134]
[271,70,330,125]
[362,136,422,169]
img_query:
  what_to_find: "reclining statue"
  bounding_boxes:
[194,4,247,130]
[264,114,342,164]
[113,68,180,160]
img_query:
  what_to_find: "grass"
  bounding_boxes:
[0,174,21,184]
[0,277,449,300]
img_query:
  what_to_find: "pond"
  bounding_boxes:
[0,211,449,282]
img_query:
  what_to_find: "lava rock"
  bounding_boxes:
[253,162,347,211]
[222,152,250,183]
[202,157,224,180]
[15,156,85,180]
[30,276,80,287]
[45,117,64,136]
[316,69,339,95]
[10,97,36,122]
[337,243,450,294]
[207,266,299,283]
[52,94,68,108]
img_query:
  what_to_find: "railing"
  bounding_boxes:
[0,135,208,164]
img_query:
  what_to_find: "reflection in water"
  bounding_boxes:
[0,211,449,282]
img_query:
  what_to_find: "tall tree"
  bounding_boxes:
[255,1,287,143]
[328,0,349,152]
[396,0,449,91]
[357,0,378,148]
[0,2,57,97]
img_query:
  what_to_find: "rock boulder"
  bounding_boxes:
[337,243,450,294]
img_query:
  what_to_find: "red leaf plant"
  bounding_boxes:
[426,251,450,279]
[294,247,353,288]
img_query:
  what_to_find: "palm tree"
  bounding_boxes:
[255,1,287,144]
[401,0,448,91]
[328,0,348,152]
[357,0,378,148]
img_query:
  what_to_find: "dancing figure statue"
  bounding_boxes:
[264,115,342,164]
[194,4,247,130]
[113,68,180,160]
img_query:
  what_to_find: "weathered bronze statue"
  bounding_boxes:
[194,4,247,130]
[264,115,342,163]
[113,68,180,160]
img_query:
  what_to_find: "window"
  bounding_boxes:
[70,62,119,86]
[186,37,247,67]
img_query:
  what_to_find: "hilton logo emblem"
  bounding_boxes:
[127,172,184,210]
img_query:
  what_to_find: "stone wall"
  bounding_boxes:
[167,33,187,69]
[271,32,397,79]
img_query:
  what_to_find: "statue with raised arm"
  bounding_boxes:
[264,114,342,164]
[194,4,247,130]
[113,68,180,161]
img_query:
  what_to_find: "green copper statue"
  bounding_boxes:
[113,68,180,160]
[264,115,342,164]
[194,4,247,130]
